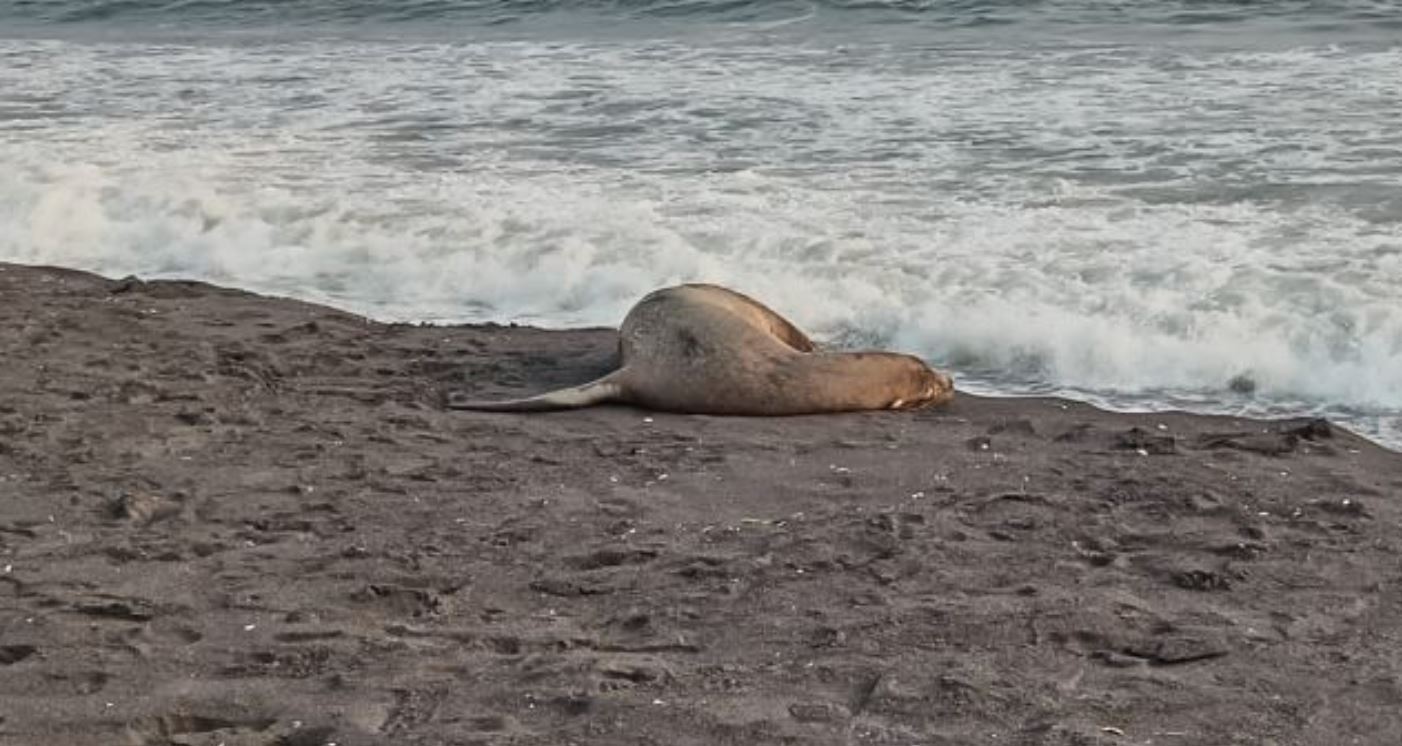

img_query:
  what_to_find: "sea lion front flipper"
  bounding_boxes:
[446,372,626,412]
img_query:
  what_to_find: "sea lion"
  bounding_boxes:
[446,283,954,415]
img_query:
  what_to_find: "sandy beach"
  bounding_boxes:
[2,261,1400,746]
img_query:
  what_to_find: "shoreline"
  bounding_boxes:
[3,261,1401,745]
[7,262,1393,452]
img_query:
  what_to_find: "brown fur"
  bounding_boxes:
[447,284,954,415]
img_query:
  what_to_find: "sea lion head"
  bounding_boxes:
[879,354,955,410]
[897,358,953,412]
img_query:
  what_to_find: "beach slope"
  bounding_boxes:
[2,263,1400,745]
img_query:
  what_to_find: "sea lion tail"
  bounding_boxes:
[445,374,625,412]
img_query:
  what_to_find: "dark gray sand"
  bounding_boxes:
[2,262,1400,746]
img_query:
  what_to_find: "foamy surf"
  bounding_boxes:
[2,21,1399,447]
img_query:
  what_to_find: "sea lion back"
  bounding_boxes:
[617,285,804,413]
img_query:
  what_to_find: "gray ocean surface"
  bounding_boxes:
[2,1,1400,446]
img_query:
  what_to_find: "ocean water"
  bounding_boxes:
[2,1,1400,447]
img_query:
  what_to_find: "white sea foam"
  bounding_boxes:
[2,33,1399,445]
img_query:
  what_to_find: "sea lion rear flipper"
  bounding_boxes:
[445,373,625,412]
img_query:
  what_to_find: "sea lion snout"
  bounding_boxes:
[934,369,954,396]
[911,366,955,409]
[930,370,953,403]
[882,358,954,410]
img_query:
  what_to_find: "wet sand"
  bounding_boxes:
[2,262,1400,746]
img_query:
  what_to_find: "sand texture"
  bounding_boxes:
[2,262,1401,746]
